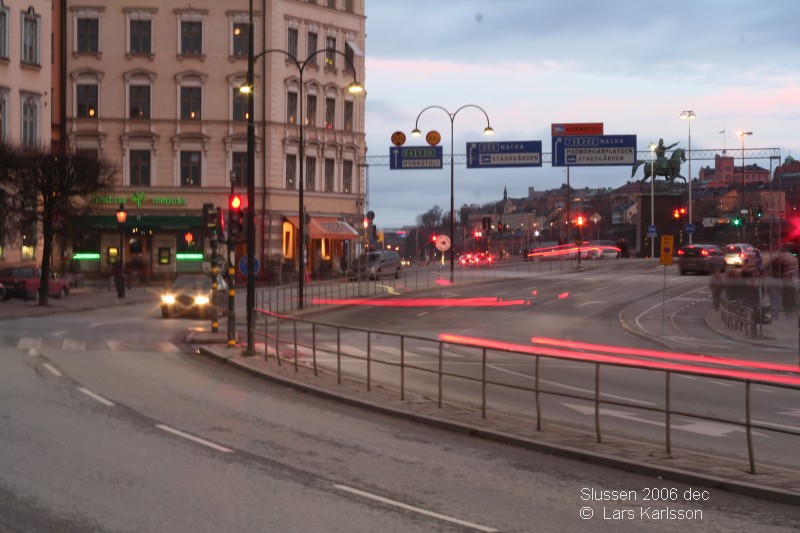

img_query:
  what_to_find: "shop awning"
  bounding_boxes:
[285,216,360,240]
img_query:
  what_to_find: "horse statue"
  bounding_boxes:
[631,147,686,187]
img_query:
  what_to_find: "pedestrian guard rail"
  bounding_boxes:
[252,306,800,476]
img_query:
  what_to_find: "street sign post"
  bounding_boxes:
[647,224,657,238]
[389,146,443,169]
[551,134,637,167]
[660,235,674,266]
[466,141,542,169]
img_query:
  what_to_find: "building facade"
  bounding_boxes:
[62,0,366,280]
[0,0,53,263]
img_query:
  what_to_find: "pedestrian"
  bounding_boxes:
[767,275,783,318]
[709,271,723,310]
[782,277,796,319]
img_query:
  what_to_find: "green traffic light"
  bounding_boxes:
[733,218,740,226]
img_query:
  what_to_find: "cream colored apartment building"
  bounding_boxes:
[64,0,366,280]
[0,0,53,263]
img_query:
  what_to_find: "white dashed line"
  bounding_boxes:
[78,387,115,407]
[156,424,233,453]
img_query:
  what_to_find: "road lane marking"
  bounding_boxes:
[487,365,656,406]
[155,424,233,453]
[332,484,498,532]
[17,337,42,350]
[62,339,86,351]
[563,403,767,437]
[42,363,62,377]
[78,387,115,407]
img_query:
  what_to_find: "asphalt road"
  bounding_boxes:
[2,281,800,531]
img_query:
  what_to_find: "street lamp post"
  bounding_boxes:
[737,131,753,244]
[411,105,494,284]
[649,142,656,259]
[680,110,696,244]
[116,203,127,299]
[243,5,362,353]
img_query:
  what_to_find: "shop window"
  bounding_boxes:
[108,246,120,265]
[159,247,171,265]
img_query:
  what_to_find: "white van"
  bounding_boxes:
[352,251,402,280]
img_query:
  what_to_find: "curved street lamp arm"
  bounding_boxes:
[413,104,493,132]
[253,47,362,87]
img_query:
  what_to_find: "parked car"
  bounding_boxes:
[722,243,757,268]
[160,274,228,318]
[0,266,71,300]
[351,251,402,280]
[677,244,726,275]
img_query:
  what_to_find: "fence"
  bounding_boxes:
[253,308,800,475]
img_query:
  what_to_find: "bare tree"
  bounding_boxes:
[415,205,443,232]
[7,145,117,305]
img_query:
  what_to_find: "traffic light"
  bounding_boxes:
[733,216,740,226]
[228,194,246,239]
[757,205,763,218]
[577,215,584,226]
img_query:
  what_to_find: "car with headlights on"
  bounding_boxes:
[160,274,228,318]
[677,244,726,275]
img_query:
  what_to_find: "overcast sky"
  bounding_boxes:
[362,0,800,228]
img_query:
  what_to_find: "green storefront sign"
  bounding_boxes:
[92,191,187,207]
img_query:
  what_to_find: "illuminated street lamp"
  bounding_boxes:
[680,110,696,244]
[241,2,362,352]
[115,203,127,299]
[411,105,494,283]
[737,131,753,244]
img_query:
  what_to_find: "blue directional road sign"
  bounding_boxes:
[466,141,542,169]
[647,224,657,238]
[389,146,443,170]
[685,223,696,234]
[238,256,260,275]
[551,135,637,167]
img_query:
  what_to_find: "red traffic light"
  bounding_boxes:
[576,215,584,226]
[229,194,245,211]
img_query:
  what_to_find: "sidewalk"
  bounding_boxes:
[0,280,156,320]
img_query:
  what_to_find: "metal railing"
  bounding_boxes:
[253,308,800,475]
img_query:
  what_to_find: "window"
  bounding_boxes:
[287,91,297,124]
[327,0,336,7]
[181,20,202,55]
[130,19,151,54]
[305,156,316,190]
[343,100,353,132]
[325,36,336,68]
[344,42,355,74]
[287,27,298,60]
[0,89,7,142]
[306,94,316,126]
[325,97,335,129]
[21,93,38,148]
[77,18,98,53]
[343,160,353,193]
[129,85,150,119]
[181,87,201,120]
[324,158,335,192]
[130,150,151,186]
[0,5,9,60]
[233,87,248,121]
[180,151,201,187]
[286,154,297,189]
[76,84,98,118]
[232,152,247,187]
[21,10,40,65]
[232,22,248,57]
[307,32,318,65]
[345,0,355,13]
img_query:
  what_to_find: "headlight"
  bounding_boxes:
[194,295,210,305]
[162,294,175,304]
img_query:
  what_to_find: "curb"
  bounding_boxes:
[197,344,800,506]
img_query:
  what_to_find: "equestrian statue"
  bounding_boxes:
[631,138,686,187]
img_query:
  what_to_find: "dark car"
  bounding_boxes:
[160,274,228,318]
[677,244,726,275]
